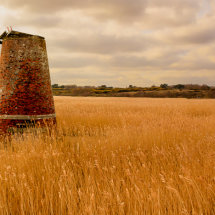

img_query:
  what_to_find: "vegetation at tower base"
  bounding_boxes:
[0,31,56,134]
[52,84,215,98]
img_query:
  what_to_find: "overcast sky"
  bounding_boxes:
[0,0,215,86]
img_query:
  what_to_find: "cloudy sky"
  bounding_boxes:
[0,0,215,87]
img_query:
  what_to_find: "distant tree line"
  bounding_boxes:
[51,83,215,98]
[159,83,211,90]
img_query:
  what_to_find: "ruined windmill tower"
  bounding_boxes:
[0,30,56,134]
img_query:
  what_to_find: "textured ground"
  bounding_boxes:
[0,97,215,214]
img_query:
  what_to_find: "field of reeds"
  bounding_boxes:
[0,96,215,214]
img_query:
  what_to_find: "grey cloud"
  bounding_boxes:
[50,34,156,54]
[49,55,106,68]
[109,50,187,68]
[150,0,201,9]
[182,29,215,44]
[3,0,146,22]
[2,14,62,29]
[170,59,215,70]
[22,16,62,28]
[52,70,117,79]
[172,27,215,44]
[2,0,203,24]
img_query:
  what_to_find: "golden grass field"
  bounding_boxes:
[0,96,215,214]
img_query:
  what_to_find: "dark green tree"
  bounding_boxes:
[160,83,168,89]
[174,84,185,90]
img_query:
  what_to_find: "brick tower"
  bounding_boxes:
[0,31,56,134]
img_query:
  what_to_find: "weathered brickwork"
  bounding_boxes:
[0,31,56,134]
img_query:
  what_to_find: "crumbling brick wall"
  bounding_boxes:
[0,31,56,133]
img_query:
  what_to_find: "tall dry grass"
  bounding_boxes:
[0,97,215,214]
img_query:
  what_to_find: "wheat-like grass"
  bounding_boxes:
[0,97,214,214]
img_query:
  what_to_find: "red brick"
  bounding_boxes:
[0,31,56,134]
